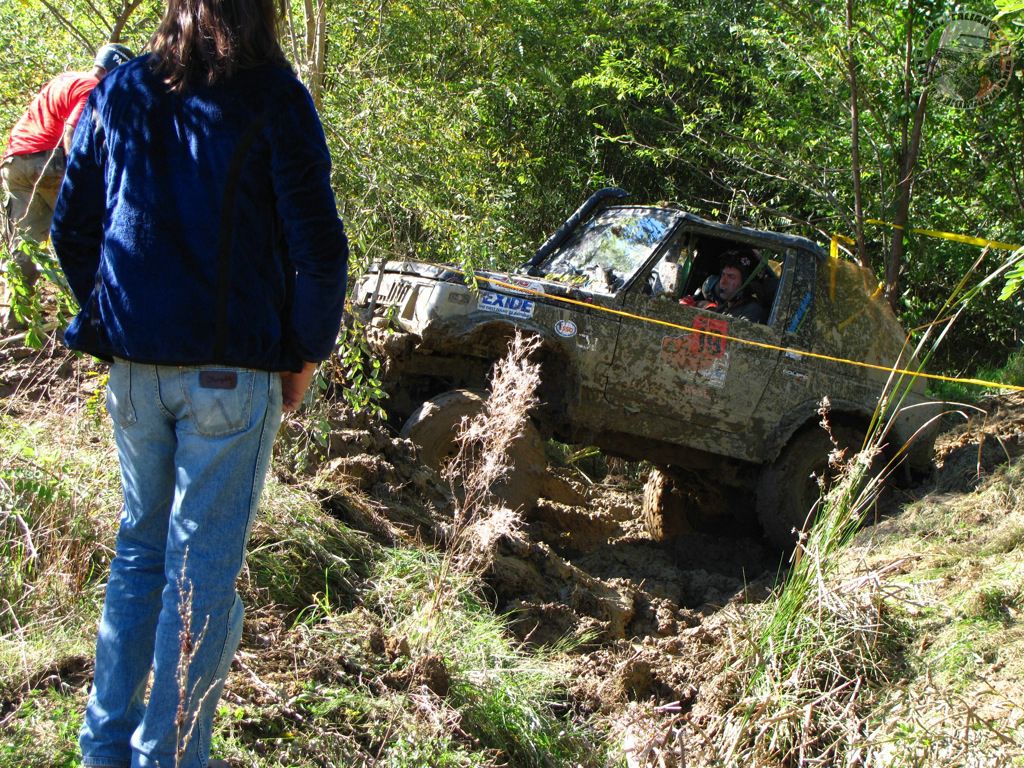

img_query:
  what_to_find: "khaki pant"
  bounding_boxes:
[1,150,63,331]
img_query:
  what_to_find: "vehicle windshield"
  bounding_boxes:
[536,208,680,295]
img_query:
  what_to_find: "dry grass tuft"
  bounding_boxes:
[441,330,542,572]
[0,373,119,660]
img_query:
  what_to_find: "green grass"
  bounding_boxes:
[928,348,1024,402]
[0,688,85,768]
[365,548,609,768]
[1,386,614,768]
[244,478,375,614]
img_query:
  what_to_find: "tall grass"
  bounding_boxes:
[441,331,542,567]
[0,406,118,656]
[715,415,905,766]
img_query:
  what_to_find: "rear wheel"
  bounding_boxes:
[642,468,693,541]
[641,466,733,541]
[400,388,547,510]
[756,425,864,549]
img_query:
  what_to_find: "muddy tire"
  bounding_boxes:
[641,466,735,541]
[400,388,549,510]
[642,467,693,542]
[756,426,863,549]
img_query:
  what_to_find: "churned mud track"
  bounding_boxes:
[478,477,783,717]
[325,392,1024,722]
[489,486,781,642]
[282,396,789,715]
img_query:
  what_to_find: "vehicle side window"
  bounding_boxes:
[682,236,783,326]
[633,231,785,328]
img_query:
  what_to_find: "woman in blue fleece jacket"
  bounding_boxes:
[51,0,348,765]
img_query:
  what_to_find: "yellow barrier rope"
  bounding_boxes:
[474,275,1024,394]
[864,219,1022,252]
[831,220,1022,258]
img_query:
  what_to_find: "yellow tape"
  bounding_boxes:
[475,275,1024,394]
[864,218,1021,252]
[828,234,856,301]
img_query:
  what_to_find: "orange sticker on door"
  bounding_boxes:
[660,316,730,388]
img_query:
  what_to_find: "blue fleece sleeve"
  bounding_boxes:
[269,82,348,363]
[51,99,106,310]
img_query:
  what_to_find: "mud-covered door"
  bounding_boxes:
[529,289,626,423]
[604,256,789,462]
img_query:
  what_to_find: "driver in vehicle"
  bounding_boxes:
[680,249,766,323]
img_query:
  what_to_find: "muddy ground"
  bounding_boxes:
[306,365,1024,725]
[4,338,1023,763]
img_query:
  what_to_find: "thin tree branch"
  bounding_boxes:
[111,0,145,42]
[82,0,113,36]
[38,0,93,53]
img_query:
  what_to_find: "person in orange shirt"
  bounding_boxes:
[1,43,131,331]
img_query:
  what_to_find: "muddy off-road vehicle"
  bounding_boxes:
[351,189,938,547]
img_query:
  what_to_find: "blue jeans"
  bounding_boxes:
[80,360,282,768]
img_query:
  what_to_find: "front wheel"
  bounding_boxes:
[400,388,548,511]
[641,466,734,541]
[642,467,694,542]
[755,425,865,550]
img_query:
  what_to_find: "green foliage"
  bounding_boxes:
[336,313,388,419]
[2,240,78,346]
[2,0,1022,374]
[999,247,1024,300]
[275,321,389,474]
[316,0,610,277]
[927,347,1024,402]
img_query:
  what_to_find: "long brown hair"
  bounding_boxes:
[149,0,287,92]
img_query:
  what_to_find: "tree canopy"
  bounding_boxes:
[2,0,1020,373]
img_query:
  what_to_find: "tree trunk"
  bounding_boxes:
[846,0,868,270]
[302,0,328,107]
[888,88,927,307]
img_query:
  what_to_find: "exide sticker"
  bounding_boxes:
[554,319,577,338]
[477,291,535,319]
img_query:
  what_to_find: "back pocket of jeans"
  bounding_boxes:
[183,368,255,437]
